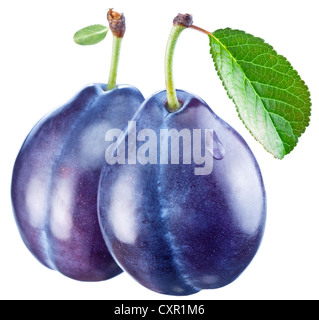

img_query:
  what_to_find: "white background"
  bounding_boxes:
[1,0,318,300]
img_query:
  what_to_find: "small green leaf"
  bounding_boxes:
[74,24,108,45]
[209,28,311,159]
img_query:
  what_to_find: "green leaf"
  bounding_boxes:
[74,24,108,45]
[209,28,311,159]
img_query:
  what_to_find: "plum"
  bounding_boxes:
[98,89,266,294]
[11,84,144,281]
[11,9,145,281]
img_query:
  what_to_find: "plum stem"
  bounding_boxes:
[106,9,125,91]
[107,35,123,90]
[165,14,193,112]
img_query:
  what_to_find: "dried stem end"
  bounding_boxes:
[173,13,193,28]
[107,9,126,38]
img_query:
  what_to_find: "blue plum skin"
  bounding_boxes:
[11,83,144,281]
[98,90,267,295]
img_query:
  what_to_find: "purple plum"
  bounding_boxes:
[98,89,266,295]
[11,83,144,281]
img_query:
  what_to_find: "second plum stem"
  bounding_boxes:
[165,25,186,112]
[165,14,193,112]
